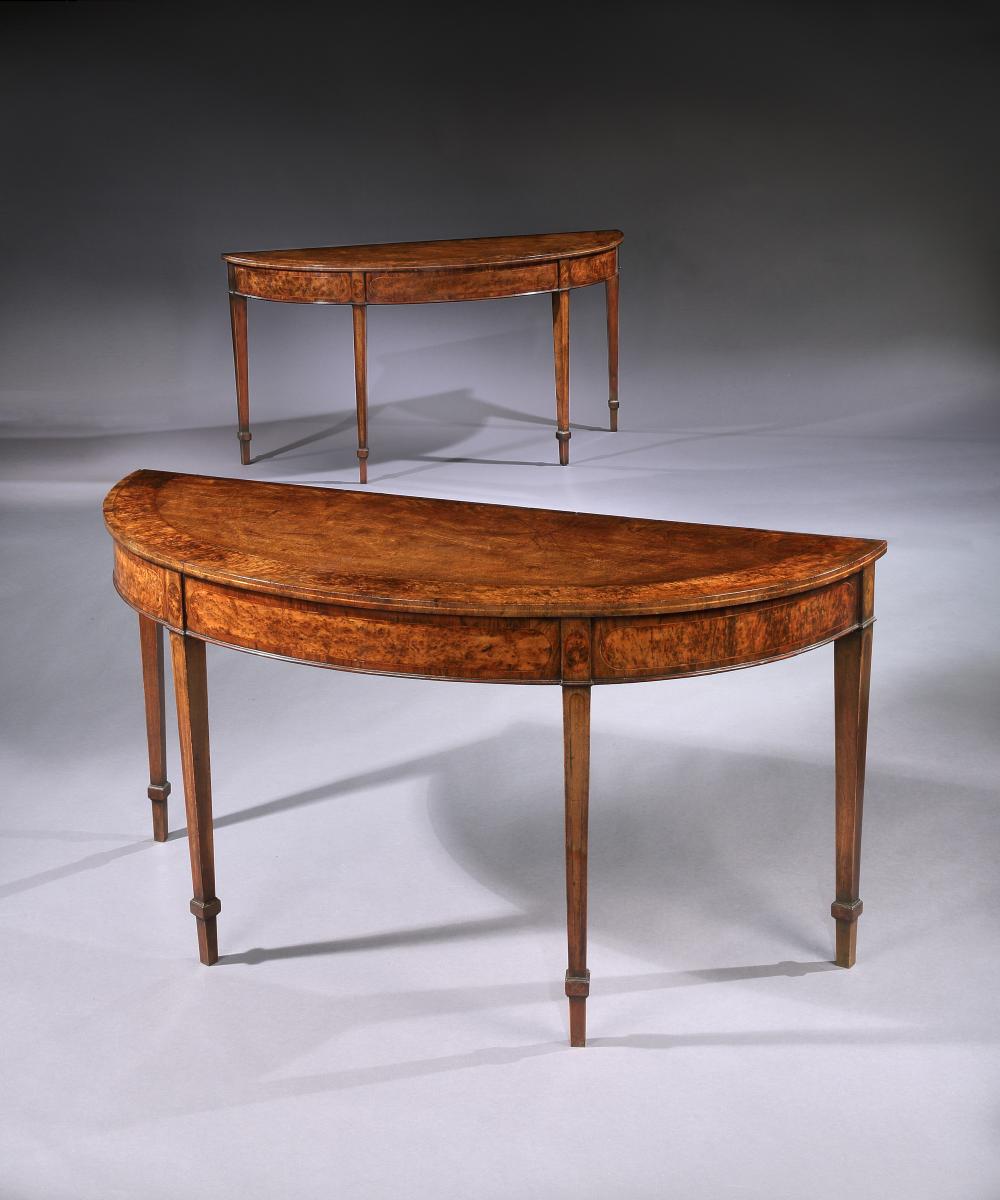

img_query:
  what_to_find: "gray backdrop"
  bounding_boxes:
[2,5,998,1199]
[3,3,997,439]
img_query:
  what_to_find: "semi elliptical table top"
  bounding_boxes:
[223,230,623,481]
[104,470,886,1047]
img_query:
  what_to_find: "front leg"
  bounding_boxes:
[552,290,571,465]
[606,273,619,431]
[170,632,220,965]
[229,292,251,465]
[138,614,170,842]
[832,616,873,967]
[563,684,591,1045]
[353,303,369,484]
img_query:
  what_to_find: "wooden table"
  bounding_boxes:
[223,231,623,482]
[104,470,885,1046]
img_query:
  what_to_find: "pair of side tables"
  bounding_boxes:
[104,231,886,1048]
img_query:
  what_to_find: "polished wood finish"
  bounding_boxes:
[105,471,886,1045]
[223,230,623,479]
[138,614,170,842]
[593,577,859,681]
[105,472,883,620]
[114,544,183,629]
[229,263,353,304]
[183,579,561,683]
[366,261,558,304]
[169,631,220,966]
[224,231,622,272]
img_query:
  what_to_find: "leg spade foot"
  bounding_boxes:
[190,897,221,966]
[170,632,220,965]
[832,900,862,968]
[565,969,591,1048]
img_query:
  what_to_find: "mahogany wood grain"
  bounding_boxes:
[105,471,886,1045]
[606,273,619,431]
[183,578,561,682]
[229,264,353,304]
[223,231,623,272]
[593,577,859,682]
[104,472,885,619]
[366,261,559,304]
[565,249,617,289]
[138,614,170,842]
[113,543,183,629]
[222,231,623,481]
[170,632,220,966]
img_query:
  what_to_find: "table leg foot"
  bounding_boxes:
[566,970,591,1047]
[148,783,170,843]
[835,919,858,968]
[556,429,571,466]
[568,998,587,1046]
[191,898,221,966]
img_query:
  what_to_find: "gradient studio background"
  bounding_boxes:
[4,3,997,442]
[2,5,999,1200]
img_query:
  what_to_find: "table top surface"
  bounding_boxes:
[104,471,885,618]
[222,231,623,273]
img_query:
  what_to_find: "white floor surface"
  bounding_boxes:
[1,402,998,1199]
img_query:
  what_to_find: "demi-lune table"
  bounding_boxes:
[104,470,885,1047]
[223,230,623,482]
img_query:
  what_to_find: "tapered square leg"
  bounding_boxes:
[563,685,591,1045]
[353,303,369,484]
[832,622,873,967]
[169,632,220,965]
[138,615,171,842]
[552,290,571,465]
[229,292,251,465]
[606,274,619,432]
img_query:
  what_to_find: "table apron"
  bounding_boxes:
[114,545,184,629]
[183,577,563,682]
[592,576,862,681]
[228,251,617,305]
[114,547,867,685]
[228,264,354,304]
